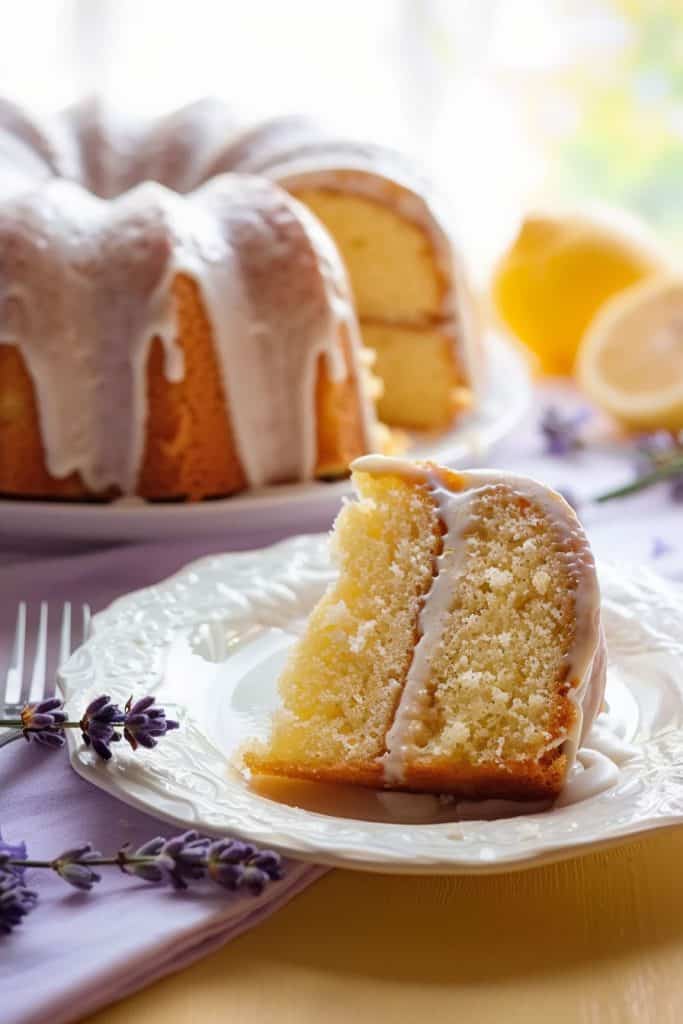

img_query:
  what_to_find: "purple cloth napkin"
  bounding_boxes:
[1,533,326,1024]
[3,383,682,1023]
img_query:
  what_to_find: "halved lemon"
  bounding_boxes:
[577,276,683,431]
[491,207,668,376]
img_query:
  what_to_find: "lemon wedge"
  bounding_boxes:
[577,276,683,431]
[491,207,668,376]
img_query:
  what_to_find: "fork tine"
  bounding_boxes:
[26,602,48,705]
[3,602,27,711]
[82,604,92,644]
[59,602,72,667]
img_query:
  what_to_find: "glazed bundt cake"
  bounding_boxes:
[0,98,478,501]
[244,456,606,800]
[206,123,479,429]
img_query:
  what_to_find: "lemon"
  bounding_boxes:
[577,276,683,431]
[491,207,668,376]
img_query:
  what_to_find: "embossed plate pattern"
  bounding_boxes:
[58,536,683,874]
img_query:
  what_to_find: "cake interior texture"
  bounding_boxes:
[362,323,468,429]
[244,466,586,799]
[292,189,445,320]
[291,188,467,430]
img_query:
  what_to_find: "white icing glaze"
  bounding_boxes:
[178,113,479,401]
[0,97,472,496]
[382,479,475,785]
[1,174,366,493]
[351,455,606,787]
[0,100,380,495]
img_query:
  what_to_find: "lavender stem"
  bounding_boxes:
[10,856,156,870]
[594,455,683,502]
[0,720,83,728]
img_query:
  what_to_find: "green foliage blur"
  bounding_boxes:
[557,0,683,244]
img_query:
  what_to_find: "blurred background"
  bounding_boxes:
[2,0,681,280]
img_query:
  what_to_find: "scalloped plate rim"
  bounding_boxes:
[59,536,683,875]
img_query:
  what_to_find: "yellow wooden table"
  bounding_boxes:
[88,828,682,1024]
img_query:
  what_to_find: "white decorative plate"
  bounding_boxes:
[58,535,683,874]
[1,332,529,543]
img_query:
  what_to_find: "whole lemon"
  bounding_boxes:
[491,207,669,376]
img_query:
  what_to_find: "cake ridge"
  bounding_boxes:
[0,173,368,493]
[0,96,479,501]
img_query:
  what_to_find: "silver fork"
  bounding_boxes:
[1,602,92,720]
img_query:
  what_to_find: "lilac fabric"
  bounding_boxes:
[1,384,682,1024]
[0,530,326,1024]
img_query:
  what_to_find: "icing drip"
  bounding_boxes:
[381,478,474,785]
[351,455,605,786]
[180,178,352,487]
[0,96,474,495]
[1,175,363,493]
[0,180,182,492]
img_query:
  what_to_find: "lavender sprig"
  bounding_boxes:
[207,839,283,894]
[119,832,211,890]
[595,430,683,503]
[0,831,283,933]
[0,693,178,760]
[538,406,683,505]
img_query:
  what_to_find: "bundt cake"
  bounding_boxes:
[0,98,478,501]
[244,456,606,801]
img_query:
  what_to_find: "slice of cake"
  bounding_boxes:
[244,456,606,801]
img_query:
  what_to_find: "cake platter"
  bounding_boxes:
[59,534,683,875]
[0,331,530,543]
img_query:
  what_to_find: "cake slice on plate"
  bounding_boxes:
[244,456,606,801]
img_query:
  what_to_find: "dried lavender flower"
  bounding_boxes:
[120,831,210,890]
[0,833,27,882]
[207,839,282,894]
[540,406,590,456]
[79,695,125,760]
[0,873,38,934]
[123,695,179,751]
[52,843,103,891]
[20,697,67,748]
